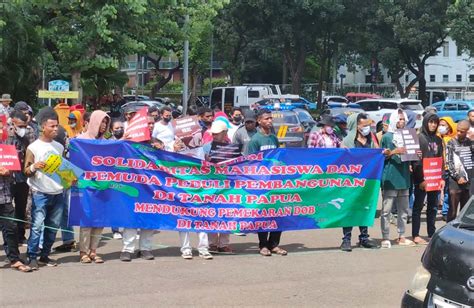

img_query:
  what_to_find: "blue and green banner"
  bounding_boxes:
[69,139,384,233]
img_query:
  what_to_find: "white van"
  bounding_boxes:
[210,84,281,114]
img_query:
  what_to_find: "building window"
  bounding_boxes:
[405,75,409,82]
[470,74,474,83]
[442,75,449,83]
[430,75,436,82]
[442,42,449,57]
[456,74,462,82]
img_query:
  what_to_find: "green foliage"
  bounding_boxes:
[449,0,474,55]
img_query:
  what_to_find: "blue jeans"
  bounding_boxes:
[27,192,65,259]
[61,190,74,243]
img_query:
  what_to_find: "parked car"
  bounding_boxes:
[123,95,150,102]
[120,100,165,115]
[293,107,317,141]
[432,100,474,122]
[253,95,317,110]
[345,92,382,102]
[356,98,424,127]
[401,196,474,307]
[269,109,305,148]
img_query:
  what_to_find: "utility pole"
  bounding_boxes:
[182,3,189,115]
[209,31,214,94]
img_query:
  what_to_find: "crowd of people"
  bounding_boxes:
[0,92,473,273]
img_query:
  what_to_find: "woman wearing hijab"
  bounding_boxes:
[76,110,110,263]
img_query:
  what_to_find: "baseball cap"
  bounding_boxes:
[209,120,228,134]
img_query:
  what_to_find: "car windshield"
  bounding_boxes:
[294,109,314,122]
[458,197,474,227]
[400,102,423,110]
[272,111,299,124]
[327,97,347,103]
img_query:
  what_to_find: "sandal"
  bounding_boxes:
[259,247,272,256]
[413,236,428,245]
[80,255,92,264]
[11,261,32,273]
[271,247,288,256]
[90,255,104,264]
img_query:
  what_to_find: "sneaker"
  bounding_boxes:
[208,245,218,253]
[54,241,76,253]
[113,232,122,240]
[234,233,246,236]
[38,256,58,267]
[120,251,132,262]
[340,240,352,252]
[218,246,235,254]
[358,239,379,249]
[181,250,193,260]
[27,259,39,270]
[199,251,213,260]
[138,250,154,260]
[381,240,391,249]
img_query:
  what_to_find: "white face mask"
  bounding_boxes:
[15,127,26,137]
[438,126,448,135]
[360,126,371,136]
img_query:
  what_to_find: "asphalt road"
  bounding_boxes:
[0,211,436,308]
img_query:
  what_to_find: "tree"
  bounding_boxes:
[369,0,452,104]
[449,0,474,55]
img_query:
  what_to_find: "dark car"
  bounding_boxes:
[293,107,316,142]
[271,110,305,148]
[120,100,165,115]
[401,196,474,307]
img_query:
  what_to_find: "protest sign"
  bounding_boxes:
[42,151,84,188]
[0,144,21,171]
[423,157,443,191]
[124,107,150,142]
[0,115,7,142]
[208,142,242,162]
[173,116,201,147]
[456,145,474,179]
[69,140,384,232]
[396,128,420,162]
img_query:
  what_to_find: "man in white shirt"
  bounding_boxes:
[152,106,176,151]
[24,107,65,269]
[227,107,243,140]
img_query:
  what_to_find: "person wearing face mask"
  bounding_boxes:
[152,106,181,152]
[307,115,340,148]
[340,113,379,252]
[411,113,444,245]
[109,119,125,140]
[227,107,243,140]
[379,109,415,248]
[5,111,36,246]
[64,111,83,139]
[147,106,160,123]
[233,110,258,155]
[437,117,456,220]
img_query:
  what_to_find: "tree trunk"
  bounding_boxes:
[71,69,82,105]
[317,65,325,109]
[190,66,199,105]
[151,63,182,98]
[284,45,306,94]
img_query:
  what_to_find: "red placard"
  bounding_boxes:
[0,144,21,171]
[124,107,150,142]
[423,157,443,192]
[173,116,201,147]
[0,115,7,142]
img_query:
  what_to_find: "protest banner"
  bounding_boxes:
[124,107,150,142]
[42,151,84,188]
[69,139,384,232]
[173,116,201,147]
[0,144,21,171]
[396,128,420,162]
[423,157,443,191]
[456,145,474,179]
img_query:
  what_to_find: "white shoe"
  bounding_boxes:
[381,240,391,249]
[199,251,213,260]
[181,250,193,260]
[113,232,122,239]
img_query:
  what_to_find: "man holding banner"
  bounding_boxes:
[340,113,379,252]
[246,109,287,257]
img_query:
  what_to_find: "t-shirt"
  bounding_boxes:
[152,122,175,151]
[232,126,257,155]
[227,123,240,141]
[245,132,279,155]
[26,139,64,195]
[381,132,411,190]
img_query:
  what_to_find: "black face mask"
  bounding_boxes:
[162,117,172,123]
[233,115,242,123]
[113,129,124,139]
